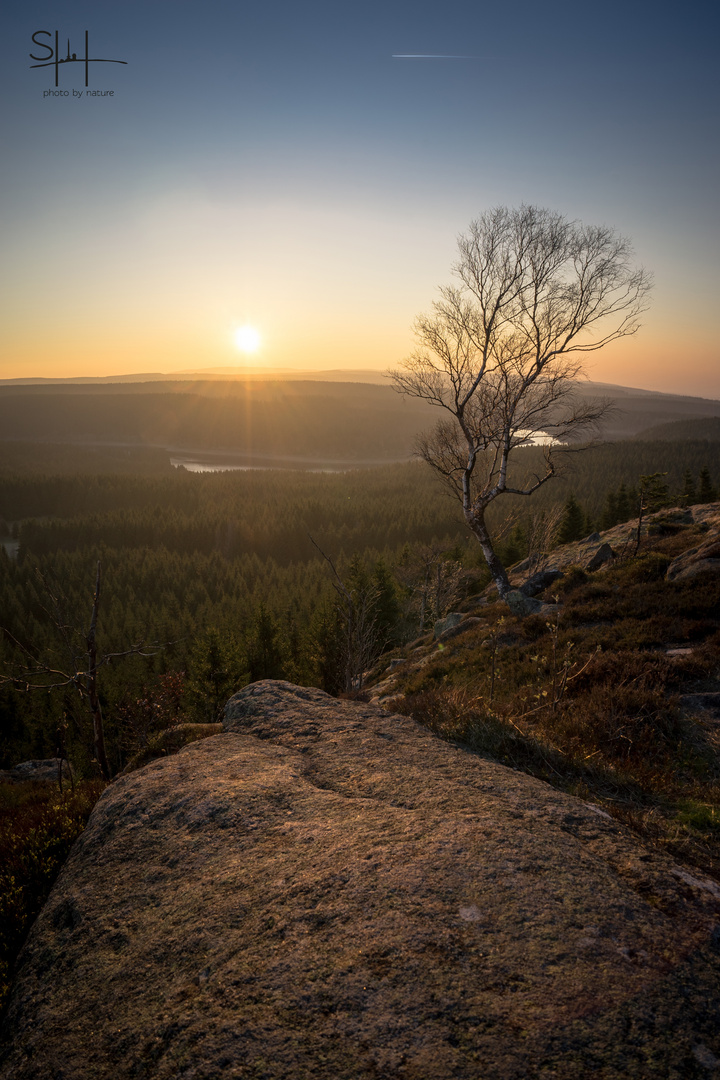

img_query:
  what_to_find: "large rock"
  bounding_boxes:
[666,530,720,582]
[433,612,464,638]
[586,542,615,571]
[504,588,543,616]
[518,569,563,597]
[1,681,720,1079]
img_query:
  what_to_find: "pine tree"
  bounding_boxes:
[602,491,619,530]
[616,483,631,523]
[681,469,696,504]
[640,472,670,513]
[557,495,586,544]
[369,559,402,647]
[186,628,246,722]
[245,604,286,683]
[698,466,717,502]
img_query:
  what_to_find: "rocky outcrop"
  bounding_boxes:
[0,758,73,784]
[666,529,720,582]
[506,504,720,585]
[2,681,720,1079]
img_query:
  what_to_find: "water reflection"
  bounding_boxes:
[171,457,361,474]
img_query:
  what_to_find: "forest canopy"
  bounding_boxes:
[1,432,719,777]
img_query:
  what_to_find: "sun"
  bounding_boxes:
[234,325,262,354]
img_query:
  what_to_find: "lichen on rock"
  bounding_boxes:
[1,681,719,1079]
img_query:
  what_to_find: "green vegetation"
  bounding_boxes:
[1,451,718,774]
[633,416,720,442]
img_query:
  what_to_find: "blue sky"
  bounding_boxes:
[1,0,718,394]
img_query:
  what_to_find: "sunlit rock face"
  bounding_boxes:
[2,681,719,1079]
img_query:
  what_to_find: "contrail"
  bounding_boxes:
[392,54,478,58]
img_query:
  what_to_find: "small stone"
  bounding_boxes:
[438,616,484,641]
[458,905,484,922]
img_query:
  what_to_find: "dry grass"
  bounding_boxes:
[386,528,720,880]
[0,780,105,1015]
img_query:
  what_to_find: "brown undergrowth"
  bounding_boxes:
[385,526,720,881]
[0,779,105,1015]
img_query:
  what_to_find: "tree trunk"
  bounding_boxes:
[466,509,511,600]
[86,561,111,780]
[419,569,428,633]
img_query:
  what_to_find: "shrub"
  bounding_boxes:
[555,565,589,597]
[0,780,104,1014]
[617,551,672,583]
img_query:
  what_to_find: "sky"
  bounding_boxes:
[1,0,719,396]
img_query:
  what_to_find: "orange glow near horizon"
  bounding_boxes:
[1,323,718,399]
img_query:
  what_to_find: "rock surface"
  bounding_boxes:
[504,589,543,616]
[0,758,73,784]
[518,569,564,597]
[666,529,720,582]
[2,681,720,1079]
[433,612,464,638]
[585,542,615,571]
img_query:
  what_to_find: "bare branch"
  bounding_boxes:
[388,205,652,600]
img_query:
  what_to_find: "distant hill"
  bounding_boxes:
[0,382,438,465]
[1,378,719,461]
[633,416,720,441]
[570,382,720,440]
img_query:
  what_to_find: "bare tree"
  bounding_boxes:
[390,205,652,599]
[310,537,385,692]
[1,561,163,779]
[396,542,467,632]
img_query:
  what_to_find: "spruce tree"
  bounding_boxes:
[681,469,696,504]
[557,495,586,544]
[246,603,285,683]
[616,483,631,523]
[602,491,619,530]
[699,466,717,502]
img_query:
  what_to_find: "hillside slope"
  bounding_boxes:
[366,503,720,882]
